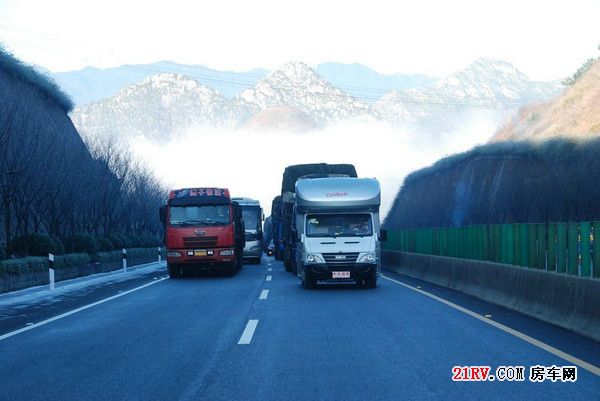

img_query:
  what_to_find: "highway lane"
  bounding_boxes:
[0,264,266,400]
[0,257,598,400]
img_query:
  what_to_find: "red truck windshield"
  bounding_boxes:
[169,205,231,227]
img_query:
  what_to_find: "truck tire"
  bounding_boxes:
[363,273,377,289]
[284,248,298,273]
[290,259,297,274]
[168,264,182,279]
[284,254,292,272]
[302,273,316,289]
[226,262,237,277]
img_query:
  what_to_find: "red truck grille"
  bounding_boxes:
[183,236,218,248]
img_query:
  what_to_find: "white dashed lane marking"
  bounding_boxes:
[238,319,259,345]
[259,289,269,300]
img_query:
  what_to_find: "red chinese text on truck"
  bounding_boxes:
[159,188,245,278]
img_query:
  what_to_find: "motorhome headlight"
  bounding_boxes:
[249,245,261,251]
[167,251,181,258]
[305,253,323,264]
[358,253,376,263]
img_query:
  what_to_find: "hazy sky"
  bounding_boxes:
[0,0,598,80]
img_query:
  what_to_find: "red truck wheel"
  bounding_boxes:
[167,264,182,279]
[225,262,237,277]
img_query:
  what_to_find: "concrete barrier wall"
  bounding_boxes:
[383,250,600,342]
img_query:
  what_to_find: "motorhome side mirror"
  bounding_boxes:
[159,206,166,223]
[379,229,388,242]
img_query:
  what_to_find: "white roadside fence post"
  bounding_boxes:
[158,246,162,263]
[48,253,55,291]
[122,248,127,272]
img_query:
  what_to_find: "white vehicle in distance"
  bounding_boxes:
[232,197,264,264]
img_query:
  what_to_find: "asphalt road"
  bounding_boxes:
[0,257,598,400]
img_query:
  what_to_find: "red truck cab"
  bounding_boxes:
[160,188,245,278]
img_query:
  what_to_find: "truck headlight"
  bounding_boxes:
[358,253,376,263]
[167,251,181,258]
[305,254,323,264]
[220,249,235,256]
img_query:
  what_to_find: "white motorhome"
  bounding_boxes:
[293,177,386,289]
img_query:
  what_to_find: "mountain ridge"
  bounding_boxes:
[493,58,600,142]
[71,72,246,143]
[51,61,440,106]
[70,59,562,144]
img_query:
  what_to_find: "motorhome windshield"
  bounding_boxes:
[169,205,230,227]
[306,214,373,238]
[241,206,261,232]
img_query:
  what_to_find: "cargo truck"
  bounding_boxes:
[159,188,245,278]
[263,215,273,254]
[271,196,284,261]
[293,177,387,289]
[232,197,264,264]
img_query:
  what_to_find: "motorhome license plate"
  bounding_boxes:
[194,250,207,256]
[332,271,350,278]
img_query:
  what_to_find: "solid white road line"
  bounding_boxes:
[266,275,272,281]
[259,289,269,300]
[0,278,169,342]
[238,319,259,345]
[382,274,600,376]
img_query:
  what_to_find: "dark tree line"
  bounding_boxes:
[562,43,599,86]
[384,139,600,229]
[0,47,165,258]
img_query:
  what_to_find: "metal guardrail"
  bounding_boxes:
[0,247,166,294]
[383,222,600,278]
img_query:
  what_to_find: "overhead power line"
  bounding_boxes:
[105,64,543,109]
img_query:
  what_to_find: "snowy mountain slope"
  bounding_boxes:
[233,62,375,126]
[374,58,562,127]
[70,59,562,145]
[51,61,268,105]
[51,61,436,106]
[71,73,251,142]
[241,106,320,133]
